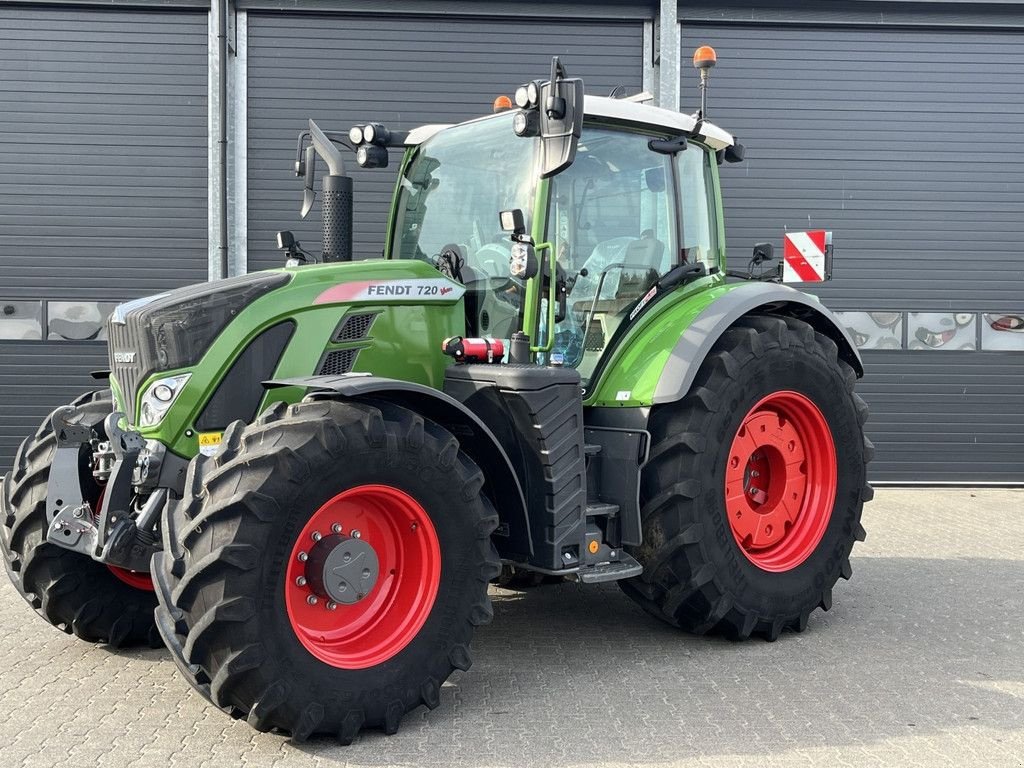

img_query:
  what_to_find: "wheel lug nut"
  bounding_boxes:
[307,595,317,605]
[298,551,308,562]
[295,576,307,587]
[327,601,337,611]
[331,523,342,534]
[410,523,418,532]
[352,530,361,539]
[312,531,322,542]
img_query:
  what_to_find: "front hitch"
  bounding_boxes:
[46,410,163,572]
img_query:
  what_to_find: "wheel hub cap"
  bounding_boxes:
[305,534,379,605]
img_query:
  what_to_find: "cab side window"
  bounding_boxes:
[676,146,721,269]
[547,127,678,379]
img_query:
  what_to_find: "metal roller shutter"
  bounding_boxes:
[0,6,208,466]
[246,13,644,271]
[678,24,1024,483]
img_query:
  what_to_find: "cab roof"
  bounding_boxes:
[405,95,735,151]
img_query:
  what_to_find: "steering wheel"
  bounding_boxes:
[463,241,525,306]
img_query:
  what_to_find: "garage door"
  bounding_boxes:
[247,13,644,271]
[679,24,1024,483]
[0,7,208,466]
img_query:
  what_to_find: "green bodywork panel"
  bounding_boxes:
[584,275,737,407]
[115,259,464,459]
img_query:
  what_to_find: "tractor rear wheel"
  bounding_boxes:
[0,390,160,647]
[153,399,500,742]
[620,316,873,640]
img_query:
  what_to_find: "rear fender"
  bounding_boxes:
[265,375,533,560]
[652,282,863,404]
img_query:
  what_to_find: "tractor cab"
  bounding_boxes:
[384,90,736,382]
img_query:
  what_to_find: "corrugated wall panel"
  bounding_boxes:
[681,23,1024,482]
[0,7,208,299]
[0,342,110,459]
[0,7,208,467]
[246,13,643,270]
[679,25,1024,310]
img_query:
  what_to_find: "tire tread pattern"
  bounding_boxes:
[622,315,872,641]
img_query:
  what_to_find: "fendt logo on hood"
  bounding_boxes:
[113,352,136,364]
[314,278,466,305]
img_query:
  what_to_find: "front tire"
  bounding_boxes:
[0,390,160,647]
[621,316,873,640]
[153,399,500,742]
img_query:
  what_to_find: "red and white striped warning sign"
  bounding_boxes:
[782,230,831,283]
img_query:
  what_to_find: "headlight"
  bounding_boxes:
[348,125,365,144]
[509,241,538,279]
[139,373,191,427]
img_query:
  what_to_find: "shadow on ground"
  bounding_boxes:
[289,555,1023,765]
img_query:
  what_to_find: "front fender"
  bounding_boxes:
[265,374,533,560]
[586,281,862,407]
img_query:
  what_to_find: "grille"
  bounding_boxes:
[318,348,360,376]
[332,312,377,342]
[107,320,143,422]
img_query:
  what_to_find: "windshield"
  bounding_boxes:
[390,113,537,270]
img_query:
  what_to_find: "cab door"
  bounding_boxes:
[547,126,679,380]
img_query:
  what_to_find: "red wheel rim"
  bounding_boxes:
[94,488,154,591]
[724,391,837,572]
[108,564,156,591]
[285,484,441,669]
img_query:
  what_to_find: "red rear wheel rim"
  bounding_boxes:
[285,484,441,669]
[93,488,154,591]
[724,391,837,572]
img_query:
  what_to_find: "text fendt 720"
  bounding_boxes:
[1,51,872,742]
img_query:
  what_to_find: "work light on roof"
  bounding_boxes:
[363,123,390,146]
[348,125,365,145]
[356,143,388,169]
[514,80,541,110]
[512,109,539,137]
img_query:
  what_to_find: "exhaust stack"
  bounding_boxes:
[298,119,354,263]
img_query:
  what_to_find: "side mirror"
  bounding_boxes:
[724,143,745,163]
[300,145,316,218]
[752,242,774,264]
[538,58,584,178]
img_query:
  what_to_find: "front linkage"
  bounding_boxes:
[45,408,184,573]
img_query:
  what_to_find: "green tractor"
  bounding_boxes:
[0,53,871,741]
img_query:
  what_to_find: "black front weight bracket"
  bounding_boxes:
[46,410,160,572]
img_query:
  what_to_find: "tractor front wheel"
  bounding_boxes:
[153,399,500,742]
[621,316,873,640]
[0,390,160,647]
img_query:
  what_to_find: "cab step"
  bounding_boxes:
[578,552,643,584]
[585,501,619,517]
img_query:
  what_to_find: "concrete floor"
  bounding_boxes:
[1,488,1022,767]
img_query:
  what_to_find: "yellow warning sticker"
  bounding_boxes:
[198,431,223,457]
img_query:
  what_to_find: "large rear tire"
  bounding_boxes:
[620,316,873,640]
[0,390,160,647]
[153,399,500,742]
